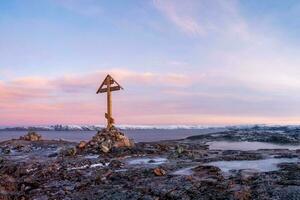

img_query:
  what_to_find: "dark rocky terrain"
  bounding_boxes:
[1,127,300,200]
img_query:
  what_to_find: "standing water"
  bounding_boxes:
[208,141,300,151]
[0,128,223,143]
[207,158,299,172]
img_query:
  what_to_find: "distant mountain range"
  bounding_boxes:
[0,124,220,131]
[1,124,300,131]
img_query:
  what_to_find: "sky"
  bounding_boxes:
[1,0,300,126]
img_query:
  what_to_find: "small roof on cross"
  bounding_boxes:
[96,74,123,94]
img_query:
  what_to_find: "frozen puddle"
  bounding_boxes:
[115,169,128,172]
[172,166,196,176]
[207,158,299,173]
[84,155,99,159]
[127,157,167,165]
[208,141,300,151]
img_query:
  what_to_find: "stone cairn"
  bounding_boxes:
[77,126,134,153]
[19,131,42,141]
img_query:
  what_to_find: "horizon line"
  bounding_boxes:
[1,123,300,128]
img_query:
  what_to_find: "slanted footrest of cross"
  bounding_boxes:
[105,113,115,124]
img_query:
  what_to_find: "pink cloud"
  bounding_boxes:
[0,69,199,126]
[11,77,50,87]
[52,69,196,91]
[2,69,298,126]
[0,78,51,102]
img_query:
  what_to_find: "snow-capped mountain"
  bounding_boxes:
[0,124,219,131]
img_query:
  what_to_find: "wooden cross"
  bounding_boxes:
[96,74,123,129]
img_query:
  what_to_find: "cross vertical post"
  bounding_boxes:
[106,76,112,129]
[97,75,123,130]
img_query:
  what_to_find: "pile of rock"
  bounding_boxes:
[19,131,42,141]
[80,127,134,153]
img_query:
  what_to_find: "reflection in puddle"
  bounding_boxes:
[207,158,299,172]
[127,157,167,165]
[208,141,300,151]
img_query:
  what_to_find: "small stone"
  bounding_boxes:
[77,141,86,149]
[153,168,166,176]
[66,147,77,156]
[48,152,58,158]
[100,144,110,153]
[176,146,184,154]
[108,160,123,169]
[113,137,132,148]
[3,148,11,154]
[186,175,193,181]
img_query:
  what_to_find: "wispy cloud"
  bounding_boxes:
[153,0,250,40]
[153,0,205,36]
[154,0,300,96]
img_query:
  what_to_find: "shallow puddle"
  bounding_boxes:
[208,141,300,151]
[172,166,196,176]
[207,158,299,172]
[115,169,128,172]
[127,157,167,165]
[84,155,99,159]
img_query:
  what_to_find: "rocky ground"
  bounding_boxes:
[1,127,300,200]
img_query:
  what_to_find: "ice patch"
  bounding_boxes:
[67,162,109,170]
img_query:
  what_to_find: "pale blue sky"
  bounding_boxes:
[1,0,300,125]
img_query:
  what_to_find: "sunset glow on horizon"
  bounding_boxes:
[1,0,300,126]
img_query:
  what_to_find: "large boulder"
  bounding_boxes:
[19,132,42,141]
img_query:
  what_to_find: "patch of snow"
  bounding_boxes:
[67,162,109,170]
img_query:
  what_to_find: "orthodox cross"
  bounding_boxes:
[96,74,123,129]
